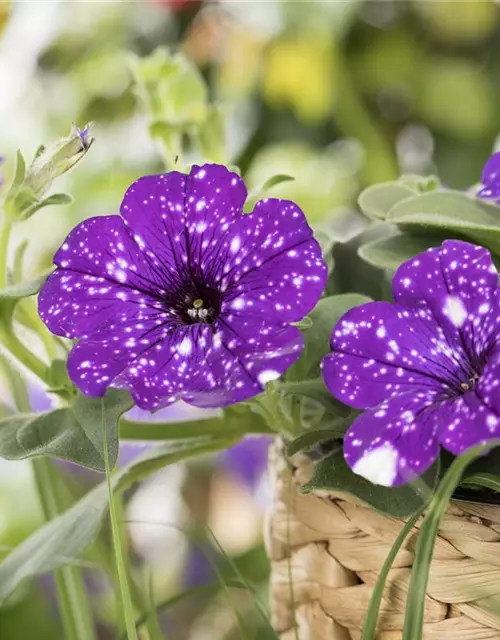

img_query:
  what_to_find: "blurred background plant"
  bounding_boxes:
[1,0,500,637]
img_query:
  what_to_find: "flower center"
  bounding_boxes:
[459,373,480,393]
[449,349,489,397]
[186,298,214,323]
[165,283,222,326]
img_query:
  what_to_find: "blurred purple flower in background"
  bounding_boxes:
[220,436,271,489]
[477,151,500,201]
[183,543,216,589]
[182,436,272,590]
[26,382,54,413]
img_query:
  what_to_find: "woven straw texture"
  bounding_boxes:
[264,440,500,639]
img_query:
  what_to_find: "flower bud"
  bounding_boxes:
[23,123,94,199]
[5,124,93,220]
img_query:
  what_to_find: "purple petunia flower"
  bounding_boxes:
[38,164,326,410]
[477,151,500,201]
[322,240,500,487]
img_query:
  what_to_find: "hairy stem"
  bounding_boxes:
[32,459,97,640]
[102,399,138,640]
[0,323,50,385]
[12,371,96,640]
[0,221,12,289]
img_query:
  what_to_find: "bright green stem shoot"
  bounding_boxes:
[0,220,12,289]
[402,442,500,640]
[101,399,138,640]
[32,459,96,640]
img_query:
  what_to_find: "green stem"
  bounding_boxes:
[335,53,398,185]
[120,416,273,441]
[14,377,96,640]
[0,323,50,385]
[114,495,162,640]
[17,300,57,360]
[32,458,96,640]
[361,505,426,640]
[102,400,138,640]
[262,384,299,437]
[143,571,165,640]
[0,221,12,289]
[402,442,500,640]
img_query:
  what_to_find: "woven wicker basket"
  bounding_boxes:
[264,440,500,640]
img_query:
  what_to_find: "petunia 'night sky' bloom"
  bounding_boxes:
[477,151,500,201]
[322,240,500,487]
[39,164,326,410]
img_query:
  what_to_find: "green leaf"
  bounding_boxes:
[12,241,29,284]
[0,403,12,419]
[314,228,335,275]
[0,411,100,467]
[72,389,133,470]
[358,234,444,272]
[40,193,73,207]
[387,191,500,252]
[12,151,26,189]
[260,174,295,191]
[33,145,46,162]
[277,378,351,419]
[0,269,51,324]
[462,472,500,494]
[358,182,416,221]
[47,359,75,395]
[327,224,394,299]
[131,49,207,126]
[459,446,500,479]
[286,428,342,457]
[0,353,30,413]
[198,105,226,164]
[244,174,296,212]
[0,389,132,471]
[402,442,498,640]
[0,435,238,602]
[301,447,440,518]
[398,174,440,193]
[286,294,371,382]
[0,269,51,302]
[21,193,73,220]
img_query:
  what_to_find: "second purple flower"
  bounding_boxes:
[38,164,327,410]
[322,240,500,487]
